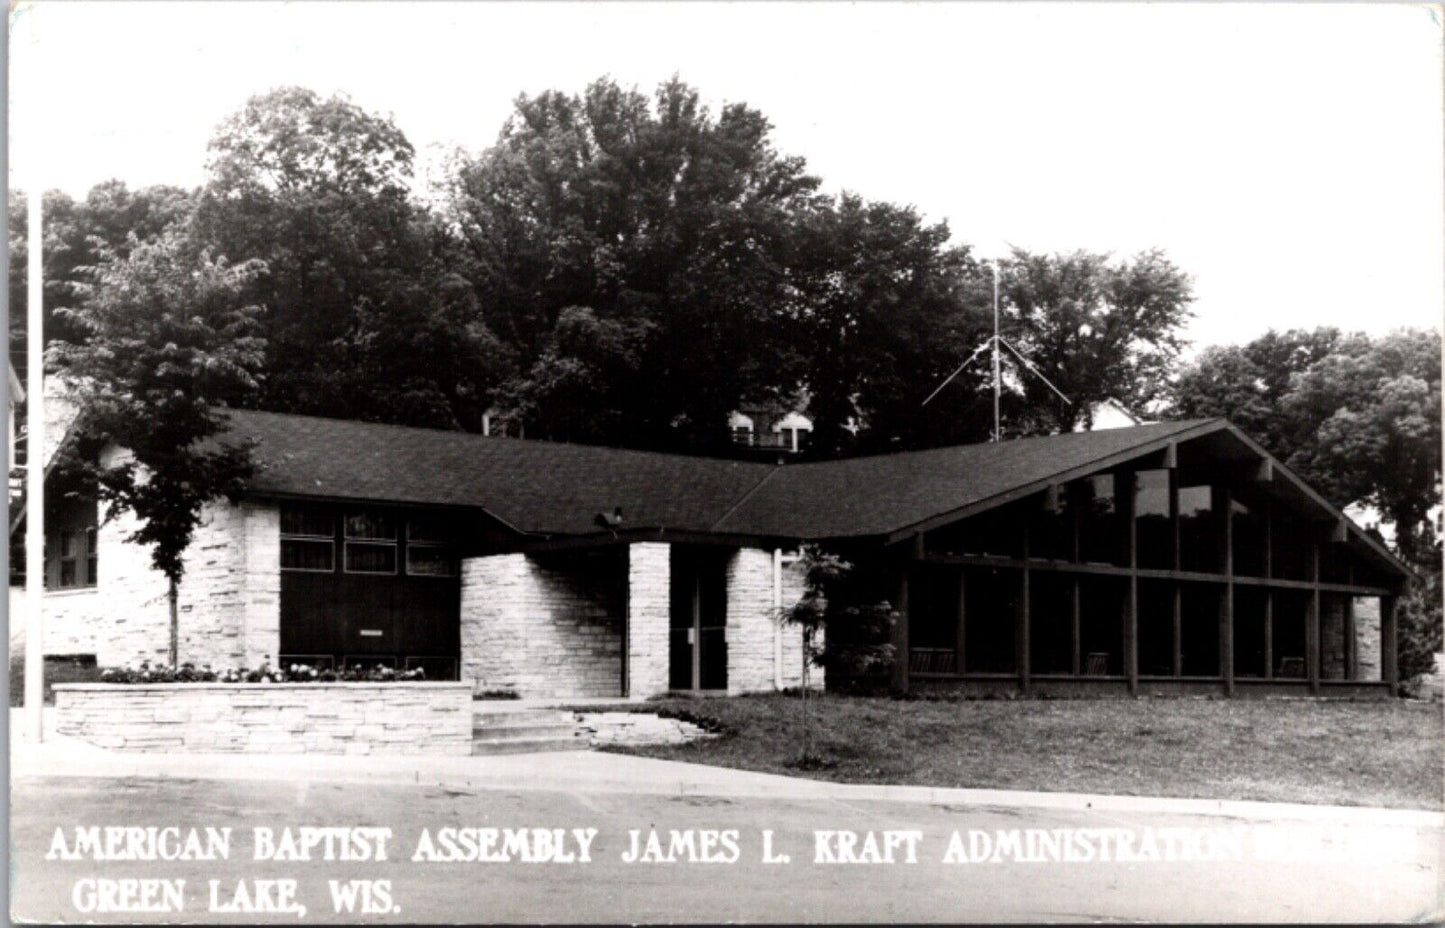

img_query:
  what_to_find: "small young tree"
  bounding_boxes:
[776,545,896,764]
[50,230,266,666]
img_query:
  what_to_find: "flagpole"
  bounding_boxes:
[24,187,45,742]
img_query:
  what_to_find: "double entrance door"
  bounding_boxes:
[669,547,729,692]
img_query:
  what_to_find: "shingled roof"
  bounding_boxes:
[219,407,1213,539]
[221,409,773,537]
[714,419,1216,539]
[213,408,1409,577]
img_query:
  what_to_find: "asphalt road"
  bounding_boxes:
[11,775,1442,923]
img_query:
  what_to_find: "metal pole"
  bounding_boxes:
[24,188,45,742]
[991,260,1001,442]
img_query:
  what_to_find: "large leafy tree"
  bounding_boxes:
[8,182,194,375]
[50,230,266,666]
[1171,328,1441,563]
[781,195,990,457]
[444,77,821,451]
[193,87,504,429]
[998,248,1194,434]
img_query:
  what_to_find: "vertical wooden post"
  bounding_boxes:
[1071,577,1082,676]
[1217,485,1235,696]
[1172,585,1183,678]
[891,537,921,694]
[1307,539,1321,696]
[1381,594,1399,697]
[1123,471,1138,694]
[1264,499,1273,680]
[1343,563,1356,681]
[1169,465,1181,678]
[1069,481,1082,677]
[1018,522,1031,694]
[954,569,967,675]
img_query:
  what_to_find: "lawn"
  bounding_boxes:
[607,694,1444,810]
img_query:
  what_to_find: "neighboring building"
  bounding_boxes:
[729,408,813,454]
[14,409,1412,698]
[1077,398,1146,432]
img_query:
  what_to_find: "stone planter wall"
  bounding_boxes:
[52,682,473,755]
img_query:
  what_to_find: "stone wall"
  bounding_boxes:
[458,542,811,699]
[1320,595,1383,682]
[53,682,473,755]
[725,548,775,694]
[93,499,280,668]
[460,551,625,698]
[8,587,102,658]
[1353,597,1382,682]
[627,543,671,698]
[723,548,818,693]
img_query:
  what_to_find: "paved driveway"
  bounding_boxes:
[11,773,1441,923]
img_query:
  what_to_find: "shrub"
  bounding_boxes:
[96,661,427,684]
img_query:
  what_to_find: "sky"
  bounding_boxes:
[8,1,1444,351]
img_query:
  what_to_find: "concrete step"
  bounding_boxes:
[473,709,576,730]
[471,734,585,756]
[472,722,579,741]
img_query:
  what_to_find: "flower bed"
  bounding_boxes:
[98,661,428,684]
[53,679,473,756]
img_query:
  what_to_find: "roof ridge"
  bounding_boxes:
[778,418,1221,472]
[221,406,773,470]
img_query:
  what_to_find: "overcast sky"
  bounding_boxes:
[9,1,1443,350]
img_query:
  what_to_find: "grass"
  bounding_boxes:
[608,694,1444,810]
[7,655,102,706]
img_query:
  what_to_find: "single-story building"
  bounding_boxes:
[17,409,1411,698]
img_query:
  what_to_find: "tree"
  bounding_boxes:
[999,248,1194,434]
[780,195,990,457]
[444,77,821,451]
[193,87,505,429]
[1171,328,1441,565]
[1169,327,1442,683]
[9,183,196,373]
[49,230,266,666]
[1170,328,1344,451]
[775,546,895,765]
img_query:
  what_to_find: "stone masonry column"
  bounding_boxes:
[626,543,671,697]
[726,547,776,694]
[241,502,281,668]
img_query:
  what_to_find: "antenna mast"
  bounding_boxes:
[922,256,1073,441]
[991,260,1001,442]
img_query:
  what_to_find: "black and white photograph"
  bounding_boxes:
[5,2,1443,923]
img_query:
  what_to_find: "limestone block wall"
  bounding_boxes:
[7,587,103,658]
[722,548,818,693]
[460,552,625,698]
[53,682,472,755]
[95,500,280,668]
[627,543,671,698]
[725,547,776,694]
[1353,597,1382,682]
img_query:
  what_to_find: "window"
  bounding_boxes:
[345,509,397,575]
[52,529,95,589]
[59,531,78,587]
[406,516,456,577]
[1078,475,1121,565]
[281,504,335,572]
